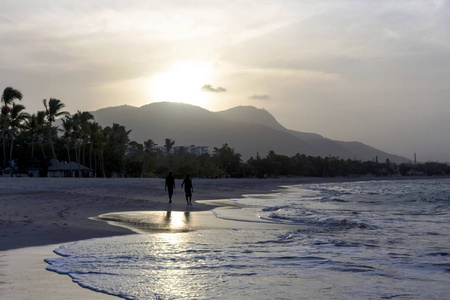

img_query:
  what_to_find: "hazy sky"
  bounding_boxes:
[1,0,449,162]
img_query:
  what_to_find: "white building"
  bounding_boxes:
[157,145,209,156]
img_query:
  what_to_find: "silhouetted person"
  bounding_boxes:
[181,174,194,205]
[165,172,175,203]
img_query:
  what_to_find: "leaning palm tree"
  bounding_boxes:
[8,103,30,164]
[43,98,69,163]
[1,87,23,168]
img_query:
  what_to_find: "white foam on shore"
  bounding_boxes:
[43,179,450,300]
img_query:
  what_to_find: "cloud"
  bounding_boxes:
[249,94,270,100]
[201,84,227,93]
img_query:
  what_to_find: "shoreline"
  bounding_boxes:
[1,175,446,251]
[1,176,447,300]
[0,177,314,300]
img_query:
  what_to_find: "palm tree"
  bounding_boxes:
[1,87,23,168]
[77,111,94,167]
[26,111,47,168]
[35,111,48,163]
[8,103,30,164]
[43,98,69,162]
[142,139,156,177]
[69,111,94,177]
[101,124,131,177]
[97,129,107,178]
[164,138,175,155]
[86,121,102,174]
[61,116,75,167]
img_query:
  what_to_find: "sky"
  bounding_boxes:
[1,0,449,162]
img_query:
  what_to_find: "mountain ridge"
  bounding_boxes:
[91,102,409,163]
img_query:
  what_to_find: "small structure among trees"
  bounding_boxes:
[47,159,93,178]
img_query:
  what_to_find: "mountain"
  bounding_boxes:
[216,106,323,139]
[91,102,409,163]
[217,106,409,162]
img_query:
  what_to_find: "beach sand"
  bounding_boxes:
[0,176,406,299]
[1,177,320,299]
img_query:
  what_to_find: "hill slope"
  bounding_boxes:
[91,102,409,163]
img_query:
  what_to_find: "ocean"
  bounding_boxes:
[45,178,450,299]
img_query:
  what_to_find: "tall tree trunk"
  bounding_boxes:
[65,142,72,177]
[94,153,97,178]
[9,129,15,165]
[75,141,82,177]
[47,127,61,176]
[2,122,7,169]
[100,150,106,178]
[48,128,57,161]
[40,142,47,163]
[141,158,146,178]
[66,142,71,162]
[89,142,93,170]
[31,138,36,171]
[82,140,86,167]
[79,142,84,177]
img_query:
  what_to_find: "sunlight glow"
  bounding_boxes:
[151,230,196,299]
[149,61,213,107]
[161,211,191,231]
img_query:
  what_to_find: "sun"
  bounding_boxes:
[148,61,213,108]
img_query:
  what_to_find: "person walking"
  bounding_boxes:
[165,172,175,203]
[181,174,194,205]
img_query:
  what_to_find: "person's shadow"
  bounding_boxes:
[163,211,171,227]
[184,211,190,223]
[162,211,191,230]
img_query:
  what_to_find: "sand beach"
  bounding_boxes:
[0,176,322,299]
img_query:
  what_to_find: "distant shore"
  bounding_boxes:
[1,176,447,300]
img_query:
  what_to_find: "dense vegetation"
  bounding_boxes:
[2,86,449,178]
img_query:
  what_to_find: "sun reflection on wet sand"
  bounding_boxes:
[144,229,212,299]
[56,209,301,299]
[97,208,295,235]
[162,211,191,230]
[96,210,200,233]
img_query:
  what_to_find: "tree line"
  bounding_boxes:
[2,86,449,178]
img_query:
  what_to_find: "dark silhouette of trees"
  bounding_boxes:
[1,86,23,168]
[211,143,242,176]
[61,116,75,166]
[102,123,131,177]
[2,86,450,179]
[142,139,156,177]
[86,121,102,174]
[43,98,69,162]
[124,141,144,177]
[164,138,175,154]
[8,103,29,165]
[25,111,48,171]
